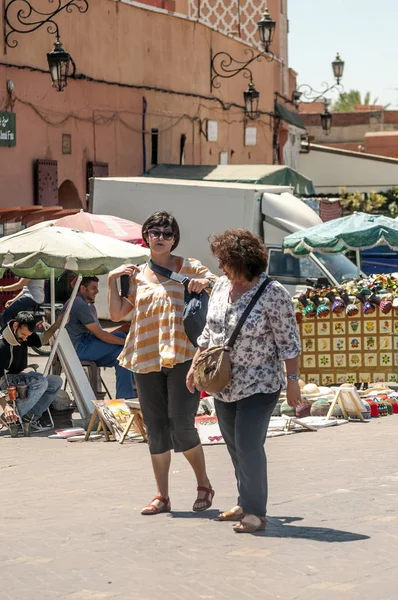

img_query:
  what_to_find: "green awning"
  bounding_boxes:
[284,212,398,257]
[275,102,306,130]
[145,164,315,195]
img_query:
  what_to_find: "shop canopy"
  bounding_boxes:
[283,211,398,274]
[145,164,316,196]
[275,102,307,130]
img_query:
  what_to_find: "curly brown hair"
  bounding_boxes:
[210,228,268,281]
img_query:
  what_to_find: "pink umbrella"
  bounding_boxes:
[53,210,143,244]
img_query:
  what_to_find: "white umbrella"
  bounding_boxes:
[0,224,148,277]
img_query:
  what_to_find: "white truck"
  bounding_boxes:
[89,177,359,318]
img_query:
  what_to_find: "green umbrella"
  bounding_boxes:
[283,212,398,274]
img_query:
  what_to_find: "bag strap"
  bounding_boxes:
[227,277,272,349]
[148,259,190,288]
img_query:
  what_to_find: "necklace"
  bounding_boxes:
[229,279,258,302]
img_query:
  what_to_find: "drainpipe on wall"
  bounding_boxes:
[142,96,148,174]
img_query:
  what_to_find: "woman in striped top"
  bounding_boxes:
[108,211,217,515]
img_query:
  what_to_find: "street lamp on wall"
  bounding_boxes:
[290,53,345,135]
[4,0,89,91]
[210,9,276,102]
[47,38,74,92]
[292,53,345,103]
[320,102,332,135]
[332,53,345,84]
[243,80,260,120]
[257,8,276,54]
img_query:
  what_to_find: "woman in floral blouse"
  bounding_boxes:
[187,229,301,534]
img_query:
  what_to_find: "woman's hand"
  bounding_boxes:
[186,365,196,393]
[108,264,140,281]
[4,299,13,308]
[188,278,210,294]
[286,380,301,408]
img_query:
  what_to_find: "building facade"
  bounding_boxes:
[300,104,398,157]
[0,0,299,212]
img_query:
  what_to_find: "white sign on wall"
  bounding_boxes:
[207,120,218,142]
[245,126,257,146]
[219,151,228,165]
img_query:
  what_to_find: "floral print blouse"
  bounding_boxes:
[197,272,301,403]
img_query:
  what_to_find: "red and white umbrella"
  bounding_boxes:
[53,210,143,244]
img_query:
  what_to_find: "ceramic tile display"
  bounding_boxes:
[294,275,398,385]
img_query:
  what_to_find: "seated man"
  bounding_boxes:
[0,311,63,432]
[65,277,134,399]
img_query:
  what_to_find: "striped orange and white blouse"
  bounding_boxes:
[118,258,217,374]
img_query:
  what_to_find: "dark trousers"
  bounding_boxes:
[134,360,201,455]
[215,390,280,517]
[2,296,37,326]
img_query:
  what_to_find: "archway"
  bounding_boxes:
[58,180,82,209]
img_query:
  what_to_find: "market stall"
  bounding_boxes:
[293,275,398,385]
[283,211,398,386]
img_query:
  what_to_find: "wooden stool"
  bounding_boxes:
[80,360,105,400]
[120,400,147,444]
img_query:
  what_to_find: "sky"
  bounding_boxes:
[288,0,398,108]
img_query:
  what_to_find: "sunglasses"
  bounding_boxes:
[148,229,174,241]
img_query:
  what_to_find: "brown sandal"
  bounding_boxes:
[216,508,245,522]
[141,495,171,515]
[193,485,215,512]
[233,516,267,533]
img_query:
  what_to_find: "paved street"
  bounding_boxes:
[2,372,398,600]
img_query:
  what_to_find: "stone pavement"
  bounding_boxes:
[2,380,398,600]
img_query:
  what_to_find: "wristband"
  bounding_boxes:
[287,374,299,381]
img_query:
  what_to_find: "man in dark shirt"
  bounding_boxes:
[65,277,134,399]
[0,311,63,432]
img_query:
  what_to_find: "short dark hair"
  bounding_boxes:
[79,276,99,291]
[14,311,36,333]
[142,211,180,251]
[210,228,268,281]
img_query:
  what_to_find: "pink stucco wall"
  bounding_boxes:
[0,0,295,210]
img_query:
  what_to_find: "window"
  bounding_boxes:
[268,249,359,286]
[151,128,159,166]
[268,250,326,285]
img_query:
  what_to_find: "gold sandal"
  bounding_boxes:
[233,516,267,533]
[216,508,245,522]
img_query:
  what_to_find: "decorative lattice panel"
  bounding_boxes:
[189,0,264,49]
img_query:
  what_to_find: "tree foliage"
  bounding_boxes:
[339,187,387,212]
[332,89,389,112]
